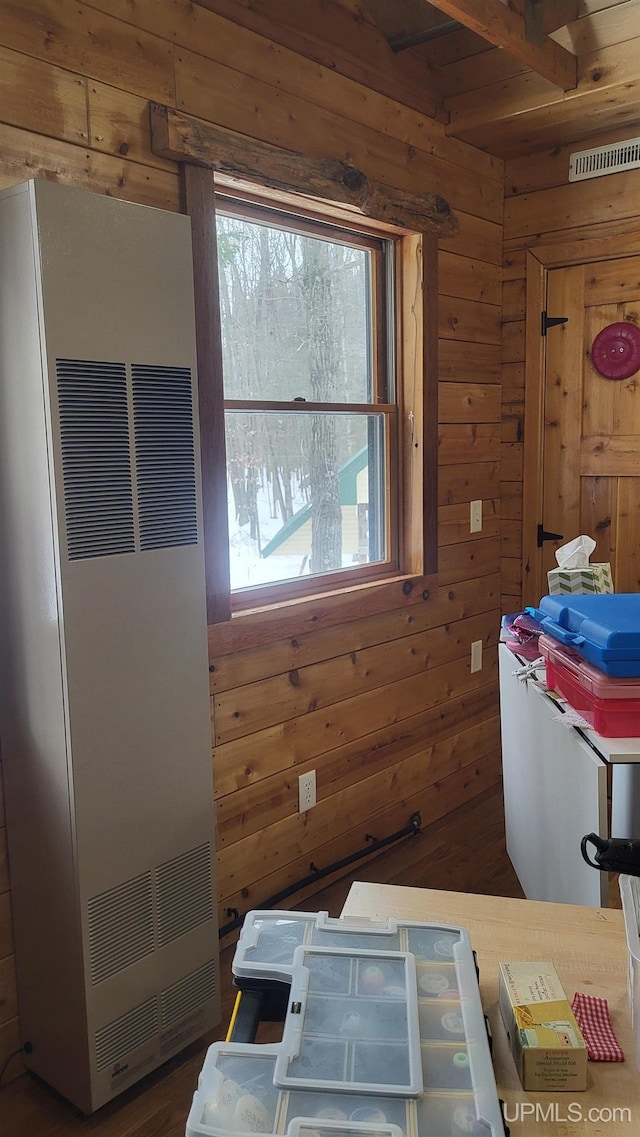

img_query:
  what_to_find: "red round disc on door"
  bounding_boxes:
[591,321,640,380]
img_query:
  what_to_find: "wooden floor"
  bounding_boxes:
[0,782,523,1137]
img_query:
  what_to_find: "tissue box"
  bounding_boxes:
[547,563,613,595]
[499,962,587,1091]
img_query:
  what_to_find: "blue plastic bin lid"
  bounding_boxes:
[535,594,640,656]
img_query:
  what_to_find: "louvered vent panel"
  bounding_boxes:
[95,998,158,1072]
[88,873,154,985]
[156,843,213,948]
[56,359,135,559]
[569,137,640,182]
[161,959,217,1028]
[132,365,198,550]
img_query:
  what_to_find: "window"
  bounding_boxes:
[216,198,399,606]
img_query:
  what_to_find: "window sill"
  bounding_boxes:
[208,571,439,657]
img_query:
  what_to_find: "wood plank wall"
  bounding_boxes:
[0,0,505,1079]
[501,125,640,612]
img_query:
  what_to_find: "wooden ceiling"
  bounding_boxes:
[359,0,640,158]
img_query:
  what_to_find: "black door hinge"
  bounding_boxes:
[541,310,568,336]
[537,524,564,547]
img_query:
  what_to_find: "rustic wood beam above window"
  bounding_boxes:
[150,104,457,237]
[422,0,577,89]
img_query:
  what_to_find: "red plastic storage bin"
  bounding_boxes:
[539,633,640,737]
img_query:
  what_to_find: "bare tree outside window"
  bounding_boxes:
[216,200,396,599]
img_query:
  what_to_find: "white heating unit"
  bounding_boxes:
[0,180,220,1112]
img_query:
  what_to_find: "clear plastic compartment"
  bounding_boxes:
[305,995,408,1040]
[415,962,458,998]
[406,928,461,962]
[417,1092,482,1136]
[189,1052,281,1135]
[243,916,311,967]
[284,1090,409,1132]
[418,1000,466,1041]
[421,1044,473,1091]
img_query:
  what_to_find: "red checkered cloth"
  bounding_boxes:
[571,991,625,1062]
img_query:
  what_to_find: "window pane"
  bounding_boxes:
[217,215,372,403]
[226,412,387,591]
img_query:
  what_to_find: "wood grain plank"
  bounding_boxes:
[584,255,640,306]
[153,105,459,235]
[502,320,525,363]
[439,462,501,505]
[83,0,507,184]
[439,424,500,463]
[438,339,501,384]
[211,572,501,694]
[425,0,577,89]
[217,707,500,895]
[581,435,640,476]
[439,211,503,266]
[438,296,501,344]
[438,535,501,583]
[216,712,500,845]
[0,121,179,209]
[501,442,523,482]
[447,37,639,144]
[170,48,502,223]
[439,500,500,545]
[580,475,617,573]
[505,124,640,197]
[0,0,175,103]
[502,277,526,322]
[96,0,456,137]
[217,734,502,918]
[543,265,586,565]
[501,519,522,559]
[0,43,88,144]
[502,482,523,520]
[213,609,498,743]
[87,81,175,171]
[614,477,640,591]
[505,219,640,260]
[506,168,640,242]
[438,250,501,305]
[439,383,501,423]
[213,672,500,799]
[583,303,620,439]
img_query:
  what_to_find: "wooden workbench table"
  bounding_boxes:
[342,884,638,1135]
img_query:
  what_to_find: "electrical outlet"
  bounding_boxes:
[298,770,317,813]
[470,500,482,533]
[470,640,483,673]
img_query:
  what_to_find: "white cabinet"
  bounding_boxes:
[499,644,609,907]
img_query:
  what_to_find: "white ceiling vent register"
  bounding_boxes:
[569,136,640,182]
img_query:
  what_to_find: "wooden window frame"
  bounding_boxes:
[218,195,400,610]
[181,165,437,625]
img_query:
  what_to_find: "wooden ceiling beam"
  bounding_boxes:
[445,35,640,158]
[421,0,578,88]
[150,104,458,236]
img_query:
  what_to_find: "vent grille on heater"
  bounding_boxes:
[569,136,640,182]
[156,843,214,948]
[88,872,154,985]
[56,360,135,559]
[161,959,218,1028]
[95,997,158,1072]
[132,364,198,550]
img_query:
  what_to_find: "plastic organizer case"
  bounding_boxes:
[539,633,640,737]
[186,911,507,1137]
[620,875,640,1072]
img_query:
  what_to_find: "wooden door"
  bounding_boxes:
[540,255,640,594]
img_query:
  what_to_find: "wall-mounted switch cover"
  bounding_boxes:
[470,500,482,533]
[471,640,483,673]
